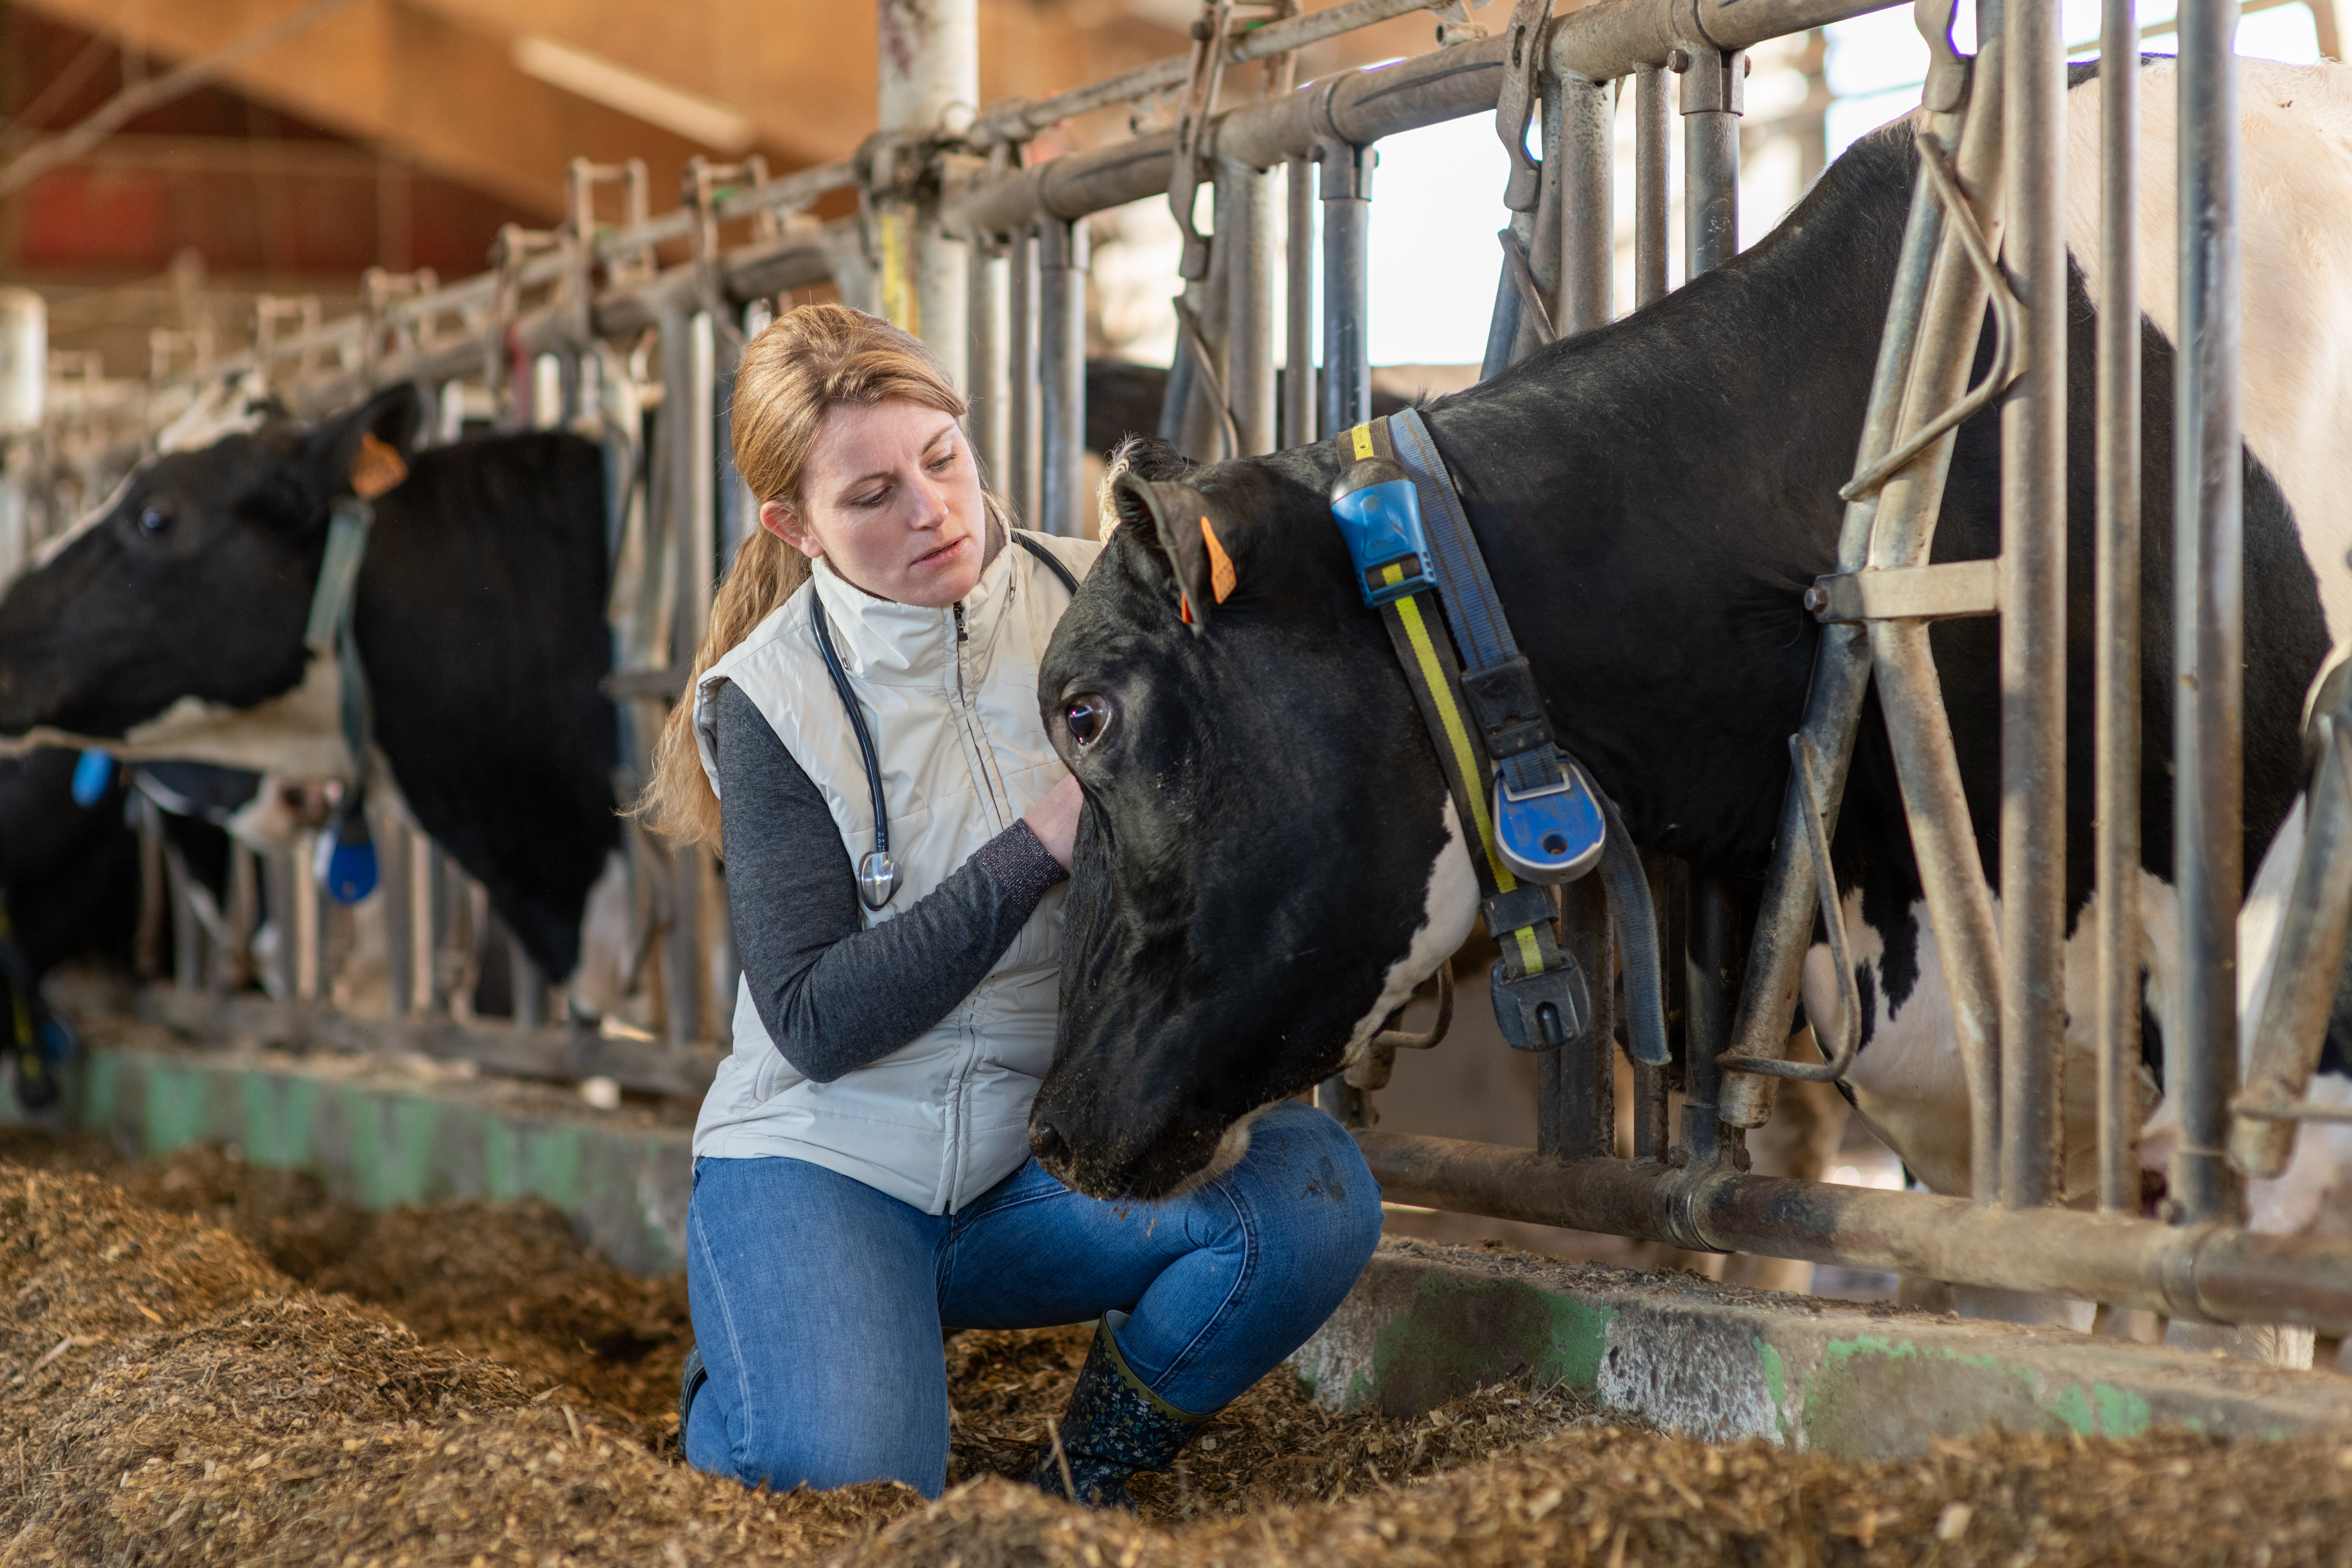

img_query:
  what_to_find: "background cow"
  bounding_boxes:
[0,385,624,1003]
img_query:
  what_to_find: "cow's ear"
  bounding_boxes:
[308,383,422,504]
[1110,473,1242,630]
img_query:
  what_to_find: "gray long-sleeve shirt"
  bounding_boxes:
[712,678,1069,1083]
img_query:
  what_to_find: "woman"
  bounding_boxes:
[639,305,1382,1507]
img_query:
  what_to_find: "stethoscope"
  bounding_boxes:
[810,532,1081,912]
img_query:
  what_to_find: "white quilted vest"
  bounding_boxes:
[689,529,1100,1213]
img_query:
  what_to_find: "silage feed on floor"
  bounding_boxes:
[2,1140,2350,1566]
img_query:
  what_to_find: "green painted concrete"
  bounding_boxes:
[1291,1240,2352,1457]
[22,1044,694,1276]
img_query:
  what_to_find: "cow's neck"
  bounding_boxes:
[1421,126,1913,875]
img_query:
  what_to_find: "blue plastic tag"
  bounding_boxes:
[1331,478,1436,606]
[317,829,379,905]
[1493,766,1606,885]
[69,750,114,807]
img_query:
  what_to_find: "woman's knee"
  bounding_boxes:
[1234,1100,1384,1271]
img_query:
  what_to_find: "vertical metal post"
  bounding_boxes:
[1318,143,1373,439]
[163,841,202,993]
[413,839,447,1013]
[1673,54,1741,1172]
[1227,161,1278,456]
[2174,0,2245,1227]
[2000,0,2068,1211]
[1009,231,1042,527]
[513,934,546,1030]
[1555,72,1613,335]
[380,816,412,1018]
[878,0,975,385]
[1541,878,1617,1157]
[1037,218,1089,537]
[1634,65,1671,307]
[1284,154,1317,449]
[2095,0,2143,1214]
[293,832,322,1002]
[666,848,701,1044]
[1680,49,1744,278]
[1510,83,1566,366]
[1632,850,1678,1160]
[967,239,1011,489]
[1682,875,1738,1167]
[263,849,296,1001]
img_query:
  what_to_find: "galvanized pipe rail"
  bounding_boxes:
[1359,1130,2352,1335]
[943,0,1894,240]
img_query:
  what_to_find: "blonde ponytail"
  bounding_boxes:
[633,303,976,851]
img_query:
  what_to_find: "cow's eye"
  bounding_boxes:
[137,505,171,536]
[1065,695,1114,747]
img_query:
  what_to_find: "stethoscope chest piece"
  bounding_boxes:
[857,849,901,911]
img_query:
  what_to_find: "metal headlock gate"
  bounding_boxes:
[27,0,2352,1339]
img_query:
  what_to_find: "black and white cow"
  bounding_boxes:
[1028,58,2352,1236]
[0,384,625,1001]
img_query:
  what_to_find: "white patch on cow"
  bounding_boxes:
[1805,893,1971,1198]
[1815,880,2156,1205]
[0,653,353,779]
[1339,794,1480,1077]
[2066,61,2352,646]
[566,851,636,1021]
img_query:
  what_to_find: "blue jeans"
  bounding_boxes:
[682,1099,1382,1496]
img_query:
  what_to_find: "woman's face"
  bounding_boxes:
[762,399,986,608]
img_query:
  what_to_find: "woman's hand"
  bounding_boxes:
[1024,773,1083,870]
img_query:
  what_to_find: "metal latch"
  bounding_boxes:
[1803,558,2000,624]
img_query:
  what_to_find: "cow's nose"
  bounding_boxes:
[1030,1119,1073,1170]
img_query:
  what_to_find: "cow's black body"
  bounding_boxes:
[1035,112,2334,1199]
[0,391,620,979]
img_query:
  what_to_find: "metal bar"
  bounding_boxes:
[512,934,547,1030]
[1632,850,1678,1159]
[1009,229,1043,527]
[1634,65,1671,306]
[293,832,322,1003]
[665,846,701,1044]
[1510,78,1567,365]
[967,240,1012,489]
[1541,877,1617,1157]
[2001,0,2068,1211]
[2175,0,2245,1227]
[1680,49,1744,278]
[380,815,412,1019]
[1556,72,1613,335]
[1355,1129,2352,1334]
[1319,147,1373,439]
[2234,726,2352,1170]
[141,984,725,1101]
[1480,221,1529,381]
[2096,0,2144,1214]
[1038,218,1090,537]
[413,839,447,1014]
[1284,154,1317,448]
[1863,19,2010,1202]
[969,0,1455,147]
[1227,160,1278,456]
[945,0,1899,243]
[1682,874,1739,1167]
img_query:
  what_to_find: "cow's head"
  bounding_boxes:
[1028,441,1478,1200]
[0,385,420,765]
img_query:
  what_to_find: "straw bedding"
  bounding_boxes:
[3,1133,2349,1566]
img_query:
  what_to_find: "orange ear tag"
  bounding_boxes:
[1179,592,1195,624]
[350,431,409,500]
[1201,516,1237,603]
